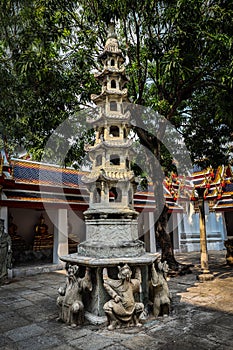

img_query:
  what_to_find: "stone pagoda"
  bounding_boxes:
[60,24,159,322]
[79,23,144,259]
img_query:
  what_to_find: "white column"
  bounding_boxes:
[149,212,156,253]
[53,209,68,264]
[218,212,227,240]
[0,206,8,232]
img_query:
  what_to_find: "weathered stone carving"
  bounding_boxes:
[0,219,12,284]
[224,239,233,266]
[149,260,171,317]
[57,264,92,326]
[103,264,144,330]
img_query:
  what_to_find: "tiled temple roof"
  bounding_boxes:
[12,160,85,188]
[0,159,232,212]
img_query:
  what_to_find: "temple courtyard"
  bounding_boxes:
[0,250,232,350]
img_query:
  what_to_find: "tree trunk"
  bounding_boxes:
[155,206,179,270]
[133,124,182,271]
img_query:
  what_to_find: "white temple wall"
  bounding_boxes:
[177,203,227,252]
[138,212,157,253]
[7,208,53,245]
[6,208,85,247]
[4,205,227,256]
[138,206,227,253]
[0,206,8,231]
[68,210,86,244]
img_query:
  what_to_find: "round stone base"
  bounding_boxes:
[59,251,159,267]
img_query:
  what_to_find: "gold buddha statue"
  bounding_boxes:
[8,214,27,261]
[33,214,53,251]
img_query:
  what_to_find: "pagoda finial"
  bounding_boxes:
[107,21,117,39]
[104,22,121,54]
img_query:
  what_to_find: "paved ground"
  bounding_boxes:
[0,250,233,350]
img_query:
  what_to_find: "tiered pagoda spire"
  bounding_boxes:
[83,23,137,215]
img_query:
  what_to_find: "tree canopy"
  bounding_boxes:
[0,0,232,169]
[1,0,232,268]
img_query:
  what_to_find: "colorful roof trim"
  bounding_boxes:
[1,159,233,212]
[12,159,86,188]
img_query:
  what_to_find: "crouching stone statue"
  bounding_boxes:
[0,219,12,285]
[224,239,233,266]
[57,264,92,326]
[103,264,144,330]
[149,260,171,317]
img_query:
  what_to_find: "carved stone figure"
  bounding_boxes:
[0,219,12,284]
[8,214,27,263]
[149,260,171,317]
[224,239,233,266]
[103,264,144,330]
[57,264,92,326]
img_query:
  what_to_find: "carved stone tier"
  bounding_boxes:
[85,217,138,241]
[78,240,145,259]
[60,252,159,267]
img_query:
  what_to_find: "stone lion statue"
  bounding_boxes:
[149,260,171,317]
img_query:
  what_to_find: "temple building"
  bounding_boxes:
[0,148,232,275]
[0,24,232,273]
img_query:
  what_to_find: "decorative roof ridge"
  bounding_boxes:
[91,89,128,101]
[85,140,133,152]
[87,112,131,124]
[94,66,126,77]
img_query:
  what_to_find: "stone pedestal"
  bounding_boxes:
[60,252,159,320]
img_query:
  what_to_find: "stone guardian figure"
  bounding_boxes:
[0,219,12,284]
[57,264,92,327]
[103,264,144,330]
[149,260,171,317]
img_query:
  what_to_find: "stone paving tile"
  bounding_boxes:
[158,336,219,350]
[5,324,46,342]
[10,299,34,310]
[50,346,75,350]
[53,325,95,342]
[0,335,17,349]
[0,304,9,315]
[213,313,233,330]
[191,323,233,348]
[121,332,167,350]
[97,328,135,342]
[0,251,232,349]
[21,291,52,302]
[0,344,18,350]
[68,333,116,350]
[16,334,62,350]
[16,302,57,322]
[0,312,31,333]
[101,345,131,350]
[40,286,59,297]
[183,309,222,324]
[0,295,25,305]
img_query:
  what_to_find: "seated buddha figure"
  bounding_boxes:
[8,214,27,262]
[33,214,53,251]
